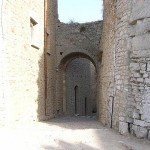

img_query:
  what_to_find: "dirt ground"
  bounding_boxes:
[0,116,150,150]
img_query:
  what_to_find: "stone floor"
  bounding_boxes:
[0,116,150,150]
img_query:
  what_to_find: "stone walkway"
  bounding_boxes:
[0,116,150,150]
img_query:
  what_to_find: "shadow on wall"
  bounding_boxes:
[36,51,46,121]
[35,0,57,121]
[36,42,56,121]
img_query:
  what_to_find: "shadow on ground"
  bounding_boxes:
[0,116,150,150]
[43,116,103,130]
[43,140,100,150]
[40,116,150,150]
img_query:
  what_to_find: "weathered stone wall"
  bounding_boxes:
[128,0,150,139]
[56,21,102,67]
[98,0,116,127]
[56,21,102,115]
[0,0,58,125]
[112,0,132,135]
[2,0,45,124]
[66,58,96,116]
[101,0,150,139]
[1,0,150,140]
[45,0,58,118]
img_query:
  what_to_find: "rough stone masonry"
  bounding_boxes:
[100,0,150,139]
[55,21,102,115]
[0,0,150,141]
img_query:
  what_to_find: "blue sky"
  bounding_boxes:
[58,0,103,23]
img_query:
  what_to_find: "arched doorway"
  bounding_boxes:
[56,53,97,117]
[65,58,97,116]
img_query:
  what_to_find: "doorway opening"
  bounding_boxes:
[74,85,78,114]
[85,97,87,116]
[65,58,97,116]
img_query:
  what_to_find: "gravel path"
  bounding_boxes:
[0,116,150,150]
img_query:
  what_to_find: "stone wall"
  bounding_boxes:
[2,0,46,124]
[55,21,102,115]
[1,0,150,140]
[56,21,102,67]
[101,0,150,139]
[45,0,58,118]
[66,58,96,116]
[98,0,116,127]
[128,0,150,139]
[0,0,58,125]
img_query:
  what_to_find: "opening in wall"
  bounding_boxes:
[65,58,97,116]
[85,97,87,115]
[30,17,39,49]
[74,85,78,114]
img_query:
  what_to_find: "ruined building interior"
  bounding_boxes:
[1,0,150,140]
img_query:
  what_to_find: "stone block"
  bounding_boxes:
[142,102,150,123]
[139,108,144,115]
[129,63,140,71]
[119,122,129,135]
[126,117,134,123]
[145,78,150,84]
[131,124,137,131]
[135,20,145,35]
[132,34,150,51]
[137,78,144,83]
[140,63,146,71]
[136,102,143,110]
[135,126,148,139]
[132,49,150,58]
[148,130,150,140]
[138,86,144,90]
[134,119,150,127]
[133,73,141,78]
[133,109,140,119]
[119,117,126,122]
[126,109,133,118]
[144,18,150,32]
[140,70,146,74]
[143,73,149,78]
[147,63,150,71]
[131,125,148,138]
[130,0,150,23]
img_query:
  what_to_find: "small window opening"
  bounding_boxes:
[85,97,87,115]
[30,17,39,49]
[74,85,78,114]
[60,52,63,55]
[80,26,86,32]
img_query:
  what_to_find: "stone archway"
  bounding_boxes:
[55,52,98,116]
[65,58,96,116]
[55,21,102,117]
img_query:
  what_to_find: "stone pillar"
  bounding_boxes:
[46,0,58,117]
